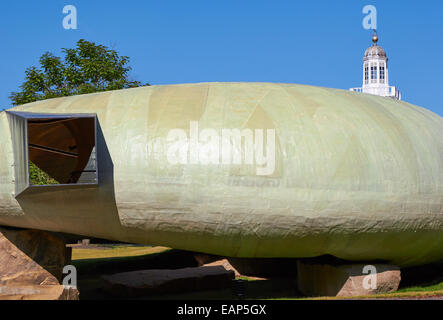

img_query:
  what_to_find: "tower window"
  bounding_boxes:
[371,63,377,83]
[364,64,369,84]
[380,63,385,83]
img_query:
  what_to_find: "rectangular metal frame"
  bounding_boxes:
[6,111,99,196]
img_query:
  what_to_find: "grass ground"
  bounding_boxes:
[70,245,443,300]
[397,282,443,293]
[72,245,169,260]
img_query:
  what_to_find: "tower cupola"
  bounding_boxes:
[350,30,401,100]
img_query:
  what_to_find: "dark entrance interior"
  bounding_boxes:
[27,117,97,185]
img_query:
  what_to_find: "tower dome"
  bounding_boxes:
[364,45,387,59]
[364,32,387,59]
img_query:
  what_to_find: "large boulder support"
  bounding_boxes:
[102,266,235,298]
[297,261,401,297]
[0,285,79,300]
[0,227,78,300]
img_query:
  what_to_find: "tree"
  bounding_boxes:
[11,40,148,185]
[10,39,147,106]
[29,162,59,185]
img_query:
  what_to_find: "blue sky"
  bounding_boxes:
[1,0,442,115]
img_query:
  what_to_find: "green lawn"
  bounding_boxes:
[72,245,169,260]
[397,282,443,293]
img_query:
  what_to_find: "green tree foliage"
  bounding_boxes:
[29,162,59,185]
[10,39,147,106]
[11,40,147,184]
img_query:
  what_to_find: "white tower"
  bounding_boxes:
[350,30,401,100]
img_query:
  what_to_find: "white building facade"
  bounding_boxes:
[350,31,401,100]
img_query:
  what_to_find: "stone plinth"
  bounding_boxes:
[297,261,401,297]
[102,266,235,298]
[0,227,71,286]
[0,285,79,300]
[203,259,241,277]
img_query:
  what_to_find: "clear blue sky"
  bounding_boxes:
[1,0,442,115]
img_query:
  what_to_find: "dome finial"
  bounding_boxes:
[372,29,378,46]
